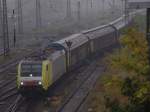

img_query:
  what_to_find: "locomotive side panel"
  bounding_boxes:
[42,60,52,90]
[51,52,66,82]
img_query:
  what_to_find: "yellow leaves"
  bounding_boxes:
[99,27,150,111]
[101,74,129,107]
[134,82,150,103]
[135,87,148,98]
[105,76,122,87]
[101,27,150,108]
[108,27,150,76]
[120,28,149,57]
[102,74,123,95]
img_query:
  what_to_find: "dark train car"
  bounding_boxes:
[83,26,117,53]
[55,33,90,69]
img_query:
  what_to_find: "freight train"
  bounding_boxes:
[17,14,133,95]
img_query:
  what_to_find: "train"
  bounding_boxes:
[17,14,133,95]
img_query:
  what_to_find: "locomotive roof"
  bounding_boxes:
[20,60,42,65]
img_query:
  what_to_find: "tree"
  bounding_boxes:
[103,27,150,112]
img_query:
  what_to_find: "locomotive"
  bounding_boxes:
[17,15,131,95]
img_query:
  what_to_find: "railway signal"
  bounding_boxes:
[65,40,72,66]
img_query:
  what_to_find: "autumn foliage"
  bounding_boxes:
[90,27,150,112]
[103,27,150,112]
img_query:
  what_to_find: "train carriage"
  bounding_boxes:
[83,26,117,53]
[54,33,90,69]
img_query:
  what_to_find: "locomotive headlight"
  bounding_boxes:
[21,82,24,85]
[30,74,33,77]
[38,81,42,85]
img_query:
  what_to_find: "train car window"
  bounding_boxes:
[21,63,42,77]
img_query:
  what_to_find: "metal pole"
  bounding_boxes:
[66,0,71,19]
[0,0,2,35]
[147,8,150,62]
[102,0,105,17]
[112,0,115,14]
[122,0,124,15]
[147,8,150,44]
[125,0,129,24]
[12,9,16,47]
[2,0,9,56]
[36,0,42,29]
[90,0,92,9]
[49,0,53,9]
[86,0,88,17]
[17,0,23,34]
[77,1,81,22]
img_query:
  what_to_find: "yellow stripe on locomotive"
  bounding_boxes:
[42,60,52,90]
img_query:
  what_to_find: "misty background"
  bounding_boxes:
[0,0,124,51]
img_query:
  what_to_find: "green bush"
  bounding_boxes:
[103,27,150,112]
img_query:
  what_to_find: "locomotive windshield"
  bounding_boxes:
[21,63,42,77]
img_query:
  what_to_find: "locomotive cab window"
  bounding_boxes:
[21,63,42,77]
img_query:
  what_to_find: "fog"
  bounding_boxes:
[0,0,124,50]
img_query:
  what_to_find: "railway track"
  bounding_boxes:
[59,67,104,112]
[0,49,40,74]
[0,75,18,112]
[4,95,37,112]
[0,48,43,102]
[55,61,104,112]
[0,49,44,112]
[0,90,40,112]
[45,45,114,112]
[5,95,24,112]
